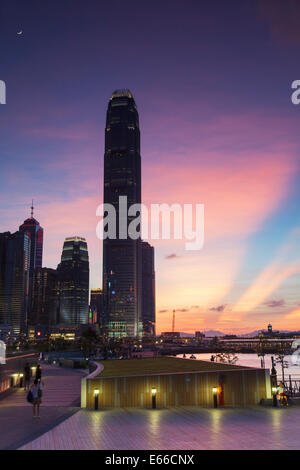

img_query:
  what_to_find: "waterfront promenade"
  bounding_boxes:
[19,406,300,450]
[0,363,86,450]
[1,362,300,450]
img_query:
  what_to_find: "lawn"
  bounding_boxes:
[96,356,251,378]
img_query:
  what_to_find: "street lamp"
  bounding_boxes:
[94,389,100,410]
[152,388,157,409]
[212,387,218,408]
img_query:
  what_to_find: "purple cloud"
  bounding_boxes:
[210,305,226,312]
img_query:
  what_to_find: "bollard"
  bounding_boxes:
[152,388,157,409]
[94,389,99,410]
[272,387,278,407]
[213,387,218,408]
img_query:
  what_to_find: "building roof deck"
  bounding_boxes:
[96,357,253,378]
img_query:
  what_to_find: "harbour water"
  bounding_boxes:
[177,353,300,379]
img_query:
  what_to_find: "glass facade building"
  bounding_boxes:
[57,237,89,325]
[0,231,31,334]
[102,89,142,338]
[19,212,43,324]
[141,241,156,336]
[31,267,59,326]
[90,288,103,325]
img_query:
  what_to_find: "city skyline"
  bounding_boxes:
[1,1,300,334]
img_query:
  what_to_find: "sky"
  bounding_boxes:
[0,0,300,334]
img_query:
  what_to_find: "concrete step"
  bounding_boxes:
[261,397,300,406]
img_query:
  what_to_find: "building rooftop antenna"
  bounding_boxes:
[30,199,34,218]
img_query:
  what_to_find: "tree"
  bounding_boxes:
[215,352,238,364]
[79,327,99,356]
[274,342,290,382]
[255,337,270,368]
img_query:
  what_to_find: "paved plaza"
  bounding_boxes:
[1,363,299,450]
[0,363,85,450]
[19,406,300,450]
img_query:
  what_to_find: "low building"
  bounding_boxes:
[81,357,271,409]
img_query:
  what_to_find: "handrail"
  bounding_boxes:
[86,361,104,379]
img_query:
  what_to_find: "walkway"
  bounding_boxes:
[19,406,300,450]
[0,363,86,449]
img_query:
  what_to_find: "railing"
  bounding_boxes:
[273,375,300,397]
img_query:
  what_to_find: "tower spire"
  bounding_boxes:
[31,199,34,218]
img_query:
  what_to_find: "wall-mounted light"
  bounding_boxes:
[11,373,18,387]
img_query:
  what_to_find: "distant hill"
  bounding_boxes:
[241,329,293,337]
[241,330,263,338]
[203,330,225,337]
[178,329,296,338]
[180,330,225,337]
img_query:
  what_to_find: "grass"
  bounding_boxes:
[96,356,251,378]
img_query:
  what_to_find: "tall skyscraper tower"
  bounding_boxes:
[31,267,59,326]
[103,89,142,338]
[19,202,43,324]
[141,241,156,336]
[90,288,103,325]
[0,231,31,334]
[57,237,89,325]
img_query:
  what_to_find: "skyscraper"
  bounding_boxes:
[0,231,31,334]
[90,288,103,325]
[31,267,59,326]
[19,203,43,324]
[102,89,142,338]
[141,241,156,336]
[57,237,89,325]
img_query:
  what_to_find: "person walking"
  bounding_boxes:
[24,362,31,391]
[30,379,43,418]
[35,364,42,382]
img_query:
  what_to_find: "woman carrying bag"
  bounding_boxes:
[28,379,44,418]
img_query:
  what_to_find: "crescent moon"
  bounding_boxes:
[17,31,23,35]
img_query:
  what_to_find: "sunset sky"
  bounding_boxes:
[1,0,300,334]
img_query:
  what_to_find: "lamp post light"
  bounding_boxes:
[212,387,218,408]
[152,388,157,409]
[272,387,278,407]
[94,389,99,410]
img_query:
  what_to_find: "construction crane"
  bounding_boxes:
[172,309,175,333]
